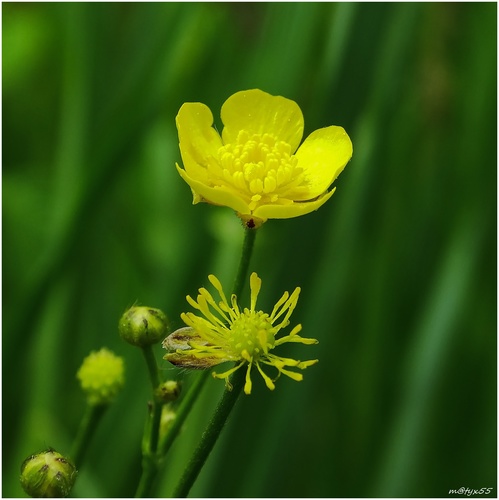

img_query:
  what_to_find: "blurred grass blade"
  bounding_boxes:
[373,213,486,496]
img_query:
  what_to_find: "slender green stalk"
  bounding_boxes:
[170,226,258,497]
[135,449,160,499]
[71,403,108,466]
[159,226,258,460]
[135,225,258,497]
[135,346,164,497]
[232,226,257,298]
[142,345,161,391]
[159,370,210,455]
[141,345,162,454]
[172,368,246,497]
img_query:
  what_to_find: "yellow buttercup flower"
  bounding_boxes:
[175,89,353,227]
[163,272,318,395]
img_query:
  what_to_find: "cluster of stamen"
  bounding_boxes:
[228,310,276,360]
[216,130,306,210]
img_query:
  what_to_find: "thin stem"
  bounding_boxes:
[142,345,161,391]
[159,225,258,462]
[170,225,258,497]
[135,345,163,497]
[232,226,257,297]
[135,450,160,499]
[172,368,246,498]
[159,370,210,455]
[141,345,162,454]
[71,403,107,466]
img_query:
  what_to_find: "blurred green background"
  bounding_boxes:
[3,2,496,497]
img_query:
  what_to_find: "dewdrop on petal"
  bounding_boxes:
[77,348,125,405]
[119,306,169,347]
[20,449,77,498]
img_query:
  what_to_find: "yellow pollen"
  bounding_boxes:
[215,131,305,208]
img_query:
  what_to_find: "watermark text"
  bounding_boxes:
[449,487,494,496]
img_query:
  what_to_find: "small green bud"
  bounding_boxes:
[77,348,125,405]
[155,380,181,403]
[20,449,77,498]
[160,406,177,438]
[119,306,169,347]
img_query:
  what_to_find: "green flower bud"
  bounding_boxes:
[77,348,125,405]
[160,406,177,438]
[20,449,77,498]
[155,380,181,403]
[119,306,169,347]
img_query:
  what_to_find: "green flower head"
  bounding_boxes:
[77,348,125,405]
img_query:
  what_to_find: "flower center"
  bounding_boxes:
[228,310,276,360]
[217,130,306,210]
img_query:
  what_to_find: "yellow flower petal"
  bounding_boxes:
[176,103,223,174]
[297,359,319,369]
[294,125,353,199]
[249,272,261,311]
[212,361,245,381]
[252,188,336,220]
[176,164,251,214]
[220,89,304,153]
[208,274,229,307]
[256,363,276,390]
[278,368,303,381]
[275,334,318,346]
[244,363,253,395]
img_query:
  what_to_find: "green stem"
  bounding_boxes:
[172,368,246,498]
[142,345,162,454]
[135,345,163,497]
[160,225,258,462]
[232,226,257,297]
[159,370,210,455]
[71,403,107,466]
[135,449,160,499]
[142,345,161,391]
[170,225,258,497]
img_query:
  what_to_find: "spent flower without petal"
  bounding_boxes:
[163,272,318,395]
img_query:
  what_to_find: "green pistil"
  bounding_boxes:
[229,311,275,359]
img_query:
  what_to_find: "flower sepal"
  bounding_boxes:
[20,449,77,498]
[163,327,230,369]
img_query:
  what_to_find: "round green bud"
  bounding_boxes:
[155,380,181,403]
[77,348,125,405]
[20,449,77,498]
[119,306,169,347]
